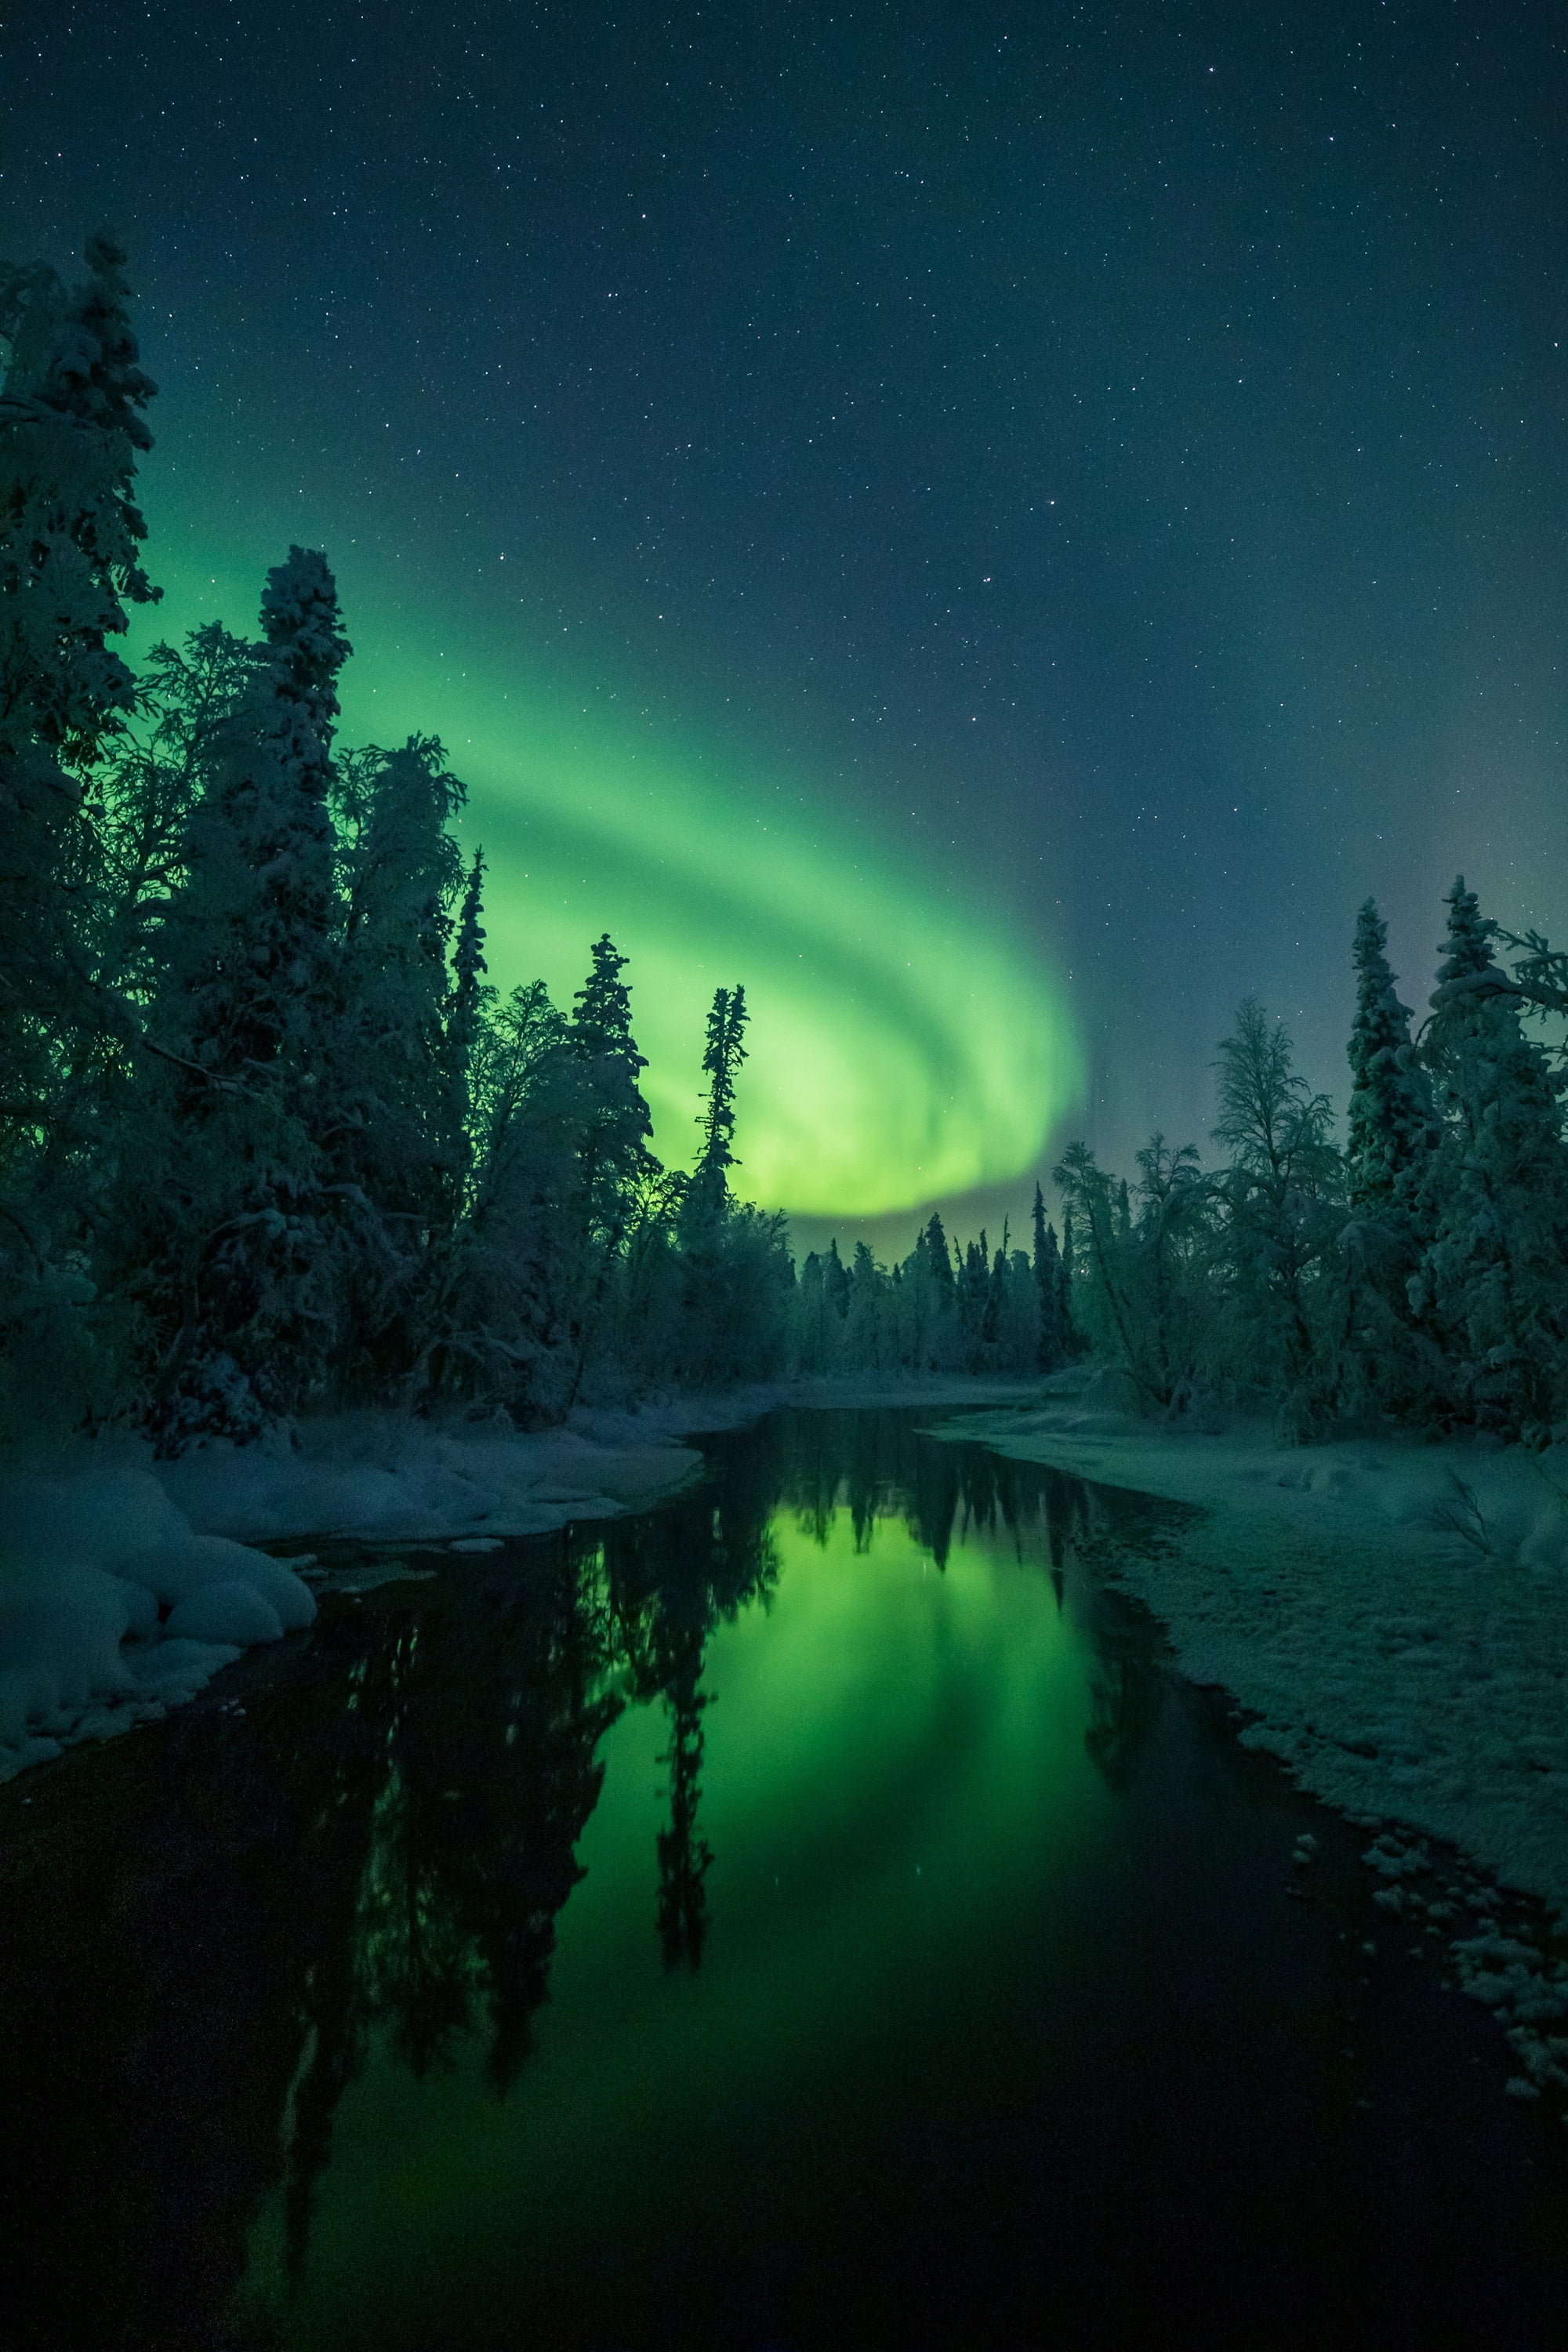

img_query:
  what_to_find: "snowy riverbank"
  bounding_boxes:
[941,1390,1568,1918]
[0,1402,724,1780]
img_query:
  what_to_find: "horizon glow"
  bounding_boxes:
[128,513,1083,1219]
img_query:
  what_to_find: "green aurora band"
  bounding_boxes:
[129,517,1082,1220]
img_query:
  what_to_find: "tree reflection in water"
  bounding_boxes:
[0,1406,1174,2351]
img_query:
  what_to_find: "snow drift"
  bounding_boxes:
[0,1467,314,1780]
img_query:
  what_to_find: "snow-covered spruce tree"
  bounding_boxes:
[0,232,159,1432]
[0,232,159,1069]
[1407,877,1568,1438]
[795,1240,851,1373]
[405,840,492,1386]
[132,548,351,1448]
[956,1232,991,1371]
[898,1213,960,1372]
[994,1241,1044,1373]
[445,846,488,1150]
[1032,1185,1068,1372]
[423,977,584,1420]
[561,935,662,1398]
[895,1214,959,1372]
[425,935,668,1421]
[688,985,747,1225]
[1059,1204,1080,1351]
[329,734,468,1400]
[89,624,262,1013]
[569,935,657,1244]
[51,625,263,1200]
[669,983,789,1386]
[1338,898,1438,1414]
[843,1240,887,1371]
[793,1250,830,1373]
[40,627,266,1425]
[1210,999,1345,1427]
[675,983,746,1328]
[1346,899,1434,1213]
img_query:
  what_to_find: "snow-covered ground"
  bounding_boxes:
[939,1385,1568,1916]
[934,1383,1568,2097]
[0,1376,1044,1782]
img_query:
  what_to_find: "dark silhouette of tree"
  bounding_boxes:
[656,1635,713,1971]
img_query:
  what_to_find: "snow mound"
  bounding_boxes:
[164,1582,285,1646]
[121,1530,316,1630]
[0,1468,315,1781]
[0,1566,139,1744]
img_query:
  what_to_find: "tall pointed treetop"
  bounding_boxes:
[260,544,352,754]
[572,932,645,1070]
[695,983,748,1190]
[1346,897,1432,1213]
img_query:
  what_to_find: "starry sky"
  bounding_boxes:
[5,0,1566,1249]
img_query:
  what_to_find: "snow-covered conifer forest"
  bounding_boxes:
[6,235,1568,1452]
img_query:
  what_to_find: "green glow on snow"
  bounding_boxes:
[130,512,1082,1217]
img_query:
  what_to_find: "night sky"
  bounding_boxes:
[5,1,1566,1247]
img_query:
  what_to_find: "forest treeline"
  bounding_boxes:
[5,236,1567,1452]
[1056,891,1568,1446]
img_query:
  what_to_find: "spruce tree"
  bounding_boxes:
[437,977,582,1419]
[677,984,766,1382]
[923,1212,956,1306]
[1,231,159,1150]
[167,546,348,1084]
[1059,1205,1078,1348]
[90,623,260,1011]
[447,848,488,1099]
[569,933,657,1253]
[332,734,468,1396]
[982,1226,1007,1350]
[899,1218,950,1370]
[844,1239,884,1370]
[957,1232,989,1368]
[824,1238,851,1320]
[1410,878,1568,1434]
[135,548,352,1446]
[1032,1182,1066,1370]
[689,985,748,1216]
[1346,898,1432,1214]
[797,1250,833,1371]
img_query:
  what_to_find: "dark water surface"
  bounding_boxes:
[2,1407,1565,2352]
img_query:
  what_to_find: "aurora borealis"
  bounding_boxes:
[129,517,1080,1217]
[7,0,1567,1233]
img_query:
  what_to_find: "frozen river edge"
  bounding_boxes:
[935,1397,1568,2103]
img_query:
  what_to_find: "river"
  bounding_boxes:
[2,1405,1564,2350]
